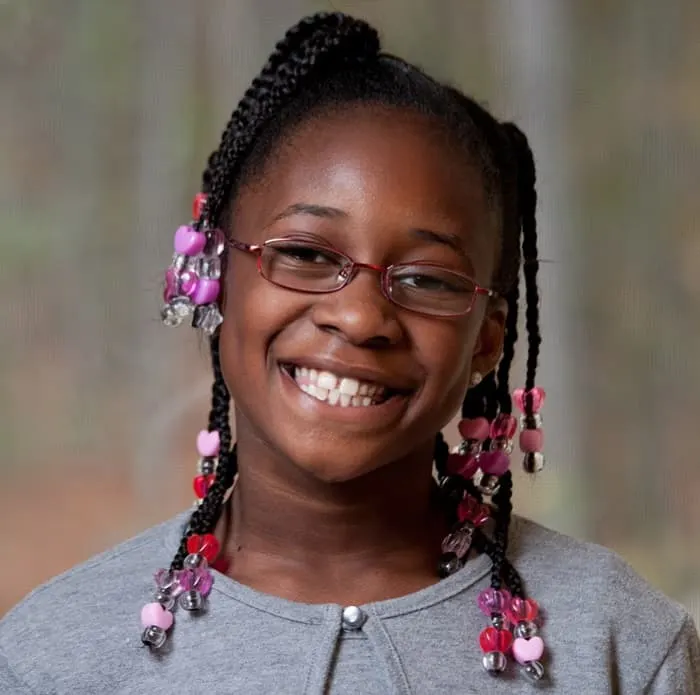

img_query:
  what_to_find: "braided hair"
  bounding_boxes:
[172,13,543,604]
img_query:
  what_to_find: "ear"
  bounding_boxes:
[470,297,507,377]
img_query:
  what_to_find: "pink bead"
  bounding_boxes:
[196,429,220,457]
[513,387,546,414]
[179,567,213,596]
[519,428,544,453]
[140,602,174,630]
[506,597,539,623]
[441,526,474,558]
[192,192,207,220]
[446,453,479,479]
[174,225,207,256]
[191,277,220,305]
[512,636,545,665]
[457,496,491,527]
[163,268,178,302]
[490,414,517,439]
[478,588,512,616]
[458,417,490,442]
[478,450,510,476]
[180,270,199,297]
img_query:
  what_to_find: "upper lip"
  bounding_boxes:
[280,356,418,393]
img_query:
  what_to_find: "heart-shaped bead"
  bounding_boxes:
[512,636,544,665]
[458,417,490,442]
[478,450,510,476]
[186,533,220,562]
[506,597,539,623]
[513,387,546,414]
[446,452,479,479]
[174,225,206,256]
[196,429,220,457]
[140,602,174,630]
[191,277,220,305]
[457,496,491,527]
[477,588,512,616]
[490,413,517,439]
[193,474,216,499]
[479,626,513,654]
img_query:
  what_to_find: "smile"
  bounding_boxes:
[286,366,390,407]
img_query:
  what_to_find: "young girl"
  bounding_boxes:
[1,12,698,694]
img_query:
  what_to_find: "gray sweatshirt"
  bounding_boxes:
[1,512,698,694]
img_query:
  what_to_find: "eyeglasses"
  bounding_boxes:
[229,237,496,317]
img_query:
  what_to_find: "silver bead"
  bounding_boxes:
[514,620,539,639]
[490,437,514,455]
[476,473,500,496]
[141,625,167,649]
[482,651,507,675]
[437,552,462,578]
[193,304,223,335]
[179,589,203,612]
[341,605,366,630]
[522,660,545,683]
[154,589,175,610]
[523,452,545,474]
[491,615,506,630]
[161,297,192,327]
[183,553,206,569]
[198,457,218,476]
[519,413,543,429]
[171,252,187,271]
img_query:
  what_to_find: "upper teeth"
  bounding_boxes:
[292,367,385,407]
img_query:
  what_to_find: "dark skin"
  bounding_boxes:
[216,104,506,605]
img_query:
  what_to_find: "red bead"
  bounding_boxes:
[457,496,491,527]
[192,474,216,499]
[192,192,208,220]
[446,452,479,479]
[479,626,513,653]
[186,533,220,562]
[506,597,539,624]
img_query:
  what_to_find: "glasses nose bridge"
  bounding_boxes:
[343,259,389,292]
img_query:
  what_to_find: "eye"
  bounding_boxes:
[396,270,470,294]
[273,242,341,266]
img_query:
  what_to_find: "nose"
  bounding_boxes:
[310,268,403,348]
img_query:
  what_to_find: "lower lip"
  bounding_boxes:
[278,366,411,428]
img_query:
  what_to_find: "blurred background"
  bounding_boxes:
[1,0,699,622]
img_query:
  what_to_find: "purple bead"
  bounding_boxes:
[174,225,206,256]
[163,268,178,302]
[478,588,512,617]
[179,567,213,597]
[192,278,220,305]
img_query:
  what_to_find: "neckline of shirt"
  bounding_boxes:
[163,511,523,625]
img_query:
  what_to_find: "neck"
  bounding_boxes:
[219,433,449,604]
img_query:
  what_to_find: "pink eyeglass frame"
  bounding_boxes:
[228,236,497,318]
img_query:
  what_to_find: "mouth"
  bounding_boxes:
[279,363,408,408]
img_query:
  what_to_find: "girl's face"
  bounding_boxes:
[219,105,505,482]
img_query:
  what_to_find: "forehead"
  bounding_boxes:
[233,104,498,272]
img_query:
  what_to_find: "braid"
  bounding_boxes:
[201,13,380,229]
[170,336,237,571]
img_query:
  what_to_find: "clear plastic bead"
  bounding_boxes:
[514,620,539,639]
[193,304,223,335]
[476,472,500,496]
[171,252,187,272]
[489,437,514,455]
[491,615,506,630]
[179,590,203,612]
[141,625,167,649]
[153,589,175,610]
[482,651,507,674]
[522,660,545,682]
[204,229,226,257]
[198,457,218,476]
[199,257,222,279]
[520,413,543,429]
[160,297,192,327]
[523,452,545,474]
[437,552,462,578]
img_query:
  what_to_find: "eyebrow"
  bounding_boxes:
[270,202,470,261]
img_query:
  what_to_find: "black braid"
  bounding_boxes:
[171,336,237,570]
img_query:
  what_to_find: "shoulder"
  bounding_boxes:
[0,513,186,693]
[510,516,700,691]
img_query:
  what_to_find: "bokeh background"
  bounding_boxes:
[2,0,699,623]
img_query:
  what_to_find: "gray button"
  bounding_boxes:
[341,605,366,630]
